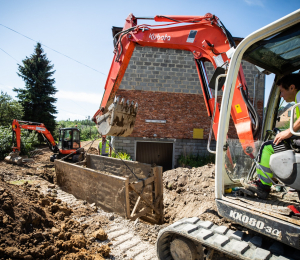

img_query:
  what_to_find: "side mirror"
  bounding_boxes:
[209,67,226,91]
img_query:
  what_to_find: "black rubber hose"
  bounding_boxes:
[218,20,236,48]
[240,87,261,137]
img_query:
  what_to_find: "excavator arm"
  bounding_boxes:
[11,119,59,153]
[93,13,260,154]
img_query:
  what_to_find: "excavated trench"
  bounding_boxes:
[0,141,251,260]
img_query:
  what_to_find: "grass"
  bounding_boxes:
[7,180,35,185]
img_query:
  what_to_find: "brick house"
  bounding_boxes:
[111,27,265,171]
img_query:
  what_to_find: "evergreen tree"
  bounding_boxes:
[14,43,57,133]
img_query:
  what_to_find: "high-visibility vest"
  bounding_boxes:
[295,90,300,119]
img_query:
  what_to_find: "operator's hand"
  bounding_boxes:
[273,129,292,145]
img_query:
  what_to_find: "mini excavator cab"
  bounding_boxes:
[220,20,300,189]
[58,128,81,151]
[214,9,300,252]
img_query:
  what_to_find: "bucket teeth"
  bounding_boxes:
[97,95,139,137]
[114,96,120,103]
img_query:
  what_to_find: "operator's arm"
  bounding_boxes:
[273,117,300,145]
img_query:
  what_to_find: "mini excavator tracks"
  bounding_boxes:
[156,217,300,260]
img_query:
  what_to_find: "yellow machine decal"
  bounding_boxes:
[235,104,242,113]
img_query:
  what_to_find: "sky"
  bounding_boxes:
[0,0,299,121]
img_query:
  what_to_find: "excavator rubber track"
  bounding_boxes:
[96,96,138,137]
[156,217,300,260]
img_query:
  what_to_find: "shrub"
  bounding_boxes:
[0,126,39,160]
[111,151,131,160]
[177,153,215,168]
[80,127,99,141]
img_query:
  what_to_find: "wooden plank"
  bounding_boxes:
[130,176,155,190]
[154,167,159,204]
[131,196,141,217]
[158,166,164,223]
[154,166,164,223]
[125,176,130,218]
[130,207,151,221]
[129,184,160,215]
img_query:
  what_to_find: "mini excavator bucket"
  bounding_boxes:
[4,151,23,165]
[96,96,138,137]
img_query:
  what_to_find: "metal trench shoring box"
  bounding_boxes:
[54,154,164,224]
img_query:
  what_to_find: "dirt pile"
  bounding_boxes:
[86,147,99,155]
[0,178,111,259]
[163,164,229,225]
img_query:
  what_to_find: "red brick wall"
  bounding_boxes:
[116,89,264,140]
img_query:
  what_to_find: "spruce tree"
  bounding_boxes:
[14,43,57,133]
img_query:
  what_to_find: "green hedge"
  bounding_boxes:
[0,126,39,160]
[177,153,215,168]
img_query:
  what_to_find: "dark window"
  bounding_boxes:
[243,23,300,75]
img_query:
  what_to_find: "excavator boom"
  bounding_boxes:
[93,13,260,155]
[11,119,59,153]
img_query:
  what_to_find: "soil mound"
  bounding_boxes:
[87,147,99,155]
[0,178,110,259]
[163,164,228,225]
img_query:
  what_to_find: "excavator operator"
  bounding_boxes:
[241,74,300,199]
[67,130,73,149]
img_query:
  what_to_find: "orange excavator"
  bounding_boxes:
[92,13,260,157]
[91,11,300,259]
[5,119,84,164]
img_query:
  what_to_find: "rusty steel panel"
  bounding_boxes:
[87,154,152,182]
[55,160,127,216]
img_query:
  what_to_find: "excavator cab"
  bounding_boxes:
[50,127,84,163]
[58,128,81,151]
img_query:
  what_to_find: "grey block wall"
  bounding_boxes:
[114,46,265,169]
[120,46,265,100]
[113,136,216,168]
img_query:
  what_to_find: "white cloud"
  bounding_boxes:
[56,90,102,104]
[56,112,86,121]
[244,0,264,7]
[0,84,14,91]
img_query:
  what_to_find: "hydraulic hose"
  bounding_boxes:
[240,86,261,137]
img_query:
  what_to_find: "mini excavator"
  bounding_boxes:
[5,119,84,164]
[94,10,300,260]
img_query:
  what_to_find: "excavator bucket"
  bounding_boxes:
[96,96,138,137]
[4,151,23,165]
